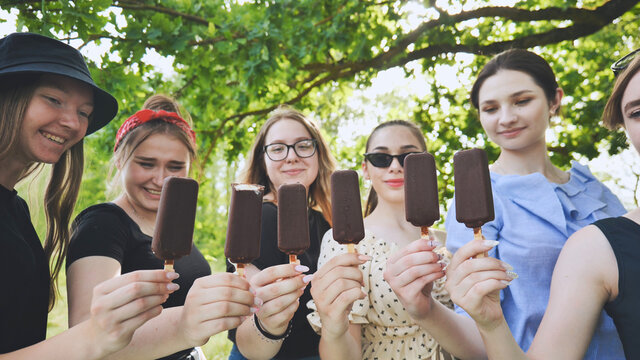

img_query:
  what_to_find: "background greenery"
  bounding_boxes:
[4,0,640,357]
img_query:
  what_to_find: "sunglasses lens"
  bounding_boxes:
[367,153,393,167]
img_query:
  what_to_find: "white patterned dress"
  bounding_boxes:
[307,229,455,360]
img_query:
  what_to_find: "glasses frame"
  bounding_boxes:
[263,138,318,161]
[363,151,421,168]
[612,48,640,77]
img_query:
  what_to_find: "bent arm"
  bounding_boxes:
[319,324,362,360]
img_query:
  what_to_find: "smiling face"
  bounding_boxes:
[621,70,640,153]
[362,125,424,206]
[118,132,190,216]
[263,118,319,196]
[477,69,562,153]
[17,74,93,165]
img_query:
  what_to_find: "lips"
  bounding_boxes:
[498,127,526,138]
[40,130,66,144]
[283,169,305,176]
[144,188,162,196]
[385,179,404,187]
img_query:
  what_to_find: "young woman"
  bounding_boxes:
[445,50,640,360]
[226,106,336,360]
[0,32,177,358]
[66,95,256,360]
[307,120,454,359]
[442,49,626,359]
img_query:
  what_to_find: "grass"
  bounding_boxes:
[46,260,234,359]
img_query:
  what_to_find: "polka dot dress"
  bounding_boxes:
[307,230,456,359]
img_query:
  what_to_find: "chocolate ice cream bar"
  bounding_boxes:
[404,152,439,237]
[277,183,310,263]
[152,176,199,271]
[225,183,264,275]
[453,148,494,257]
[331,170,365,253]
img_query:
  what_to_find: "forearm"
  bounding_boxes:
[477,318,528,360]
[413,300,487,359]
[234,317,284,360]
[0,321,102,360]
[318,325,361,360]
[100,307,192,360]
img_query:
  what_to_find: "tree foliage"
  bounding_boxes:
[3,0,640,250]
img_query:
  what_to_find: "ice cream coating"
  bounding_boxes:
[152,176,199,260]
[404,152,440,227]
[331,170,365,244]
[224,183,264,263]
[453,148,495,228]
[277,183,310,255]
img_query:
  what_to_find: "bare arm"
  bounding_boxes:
[2,270,176,360]
[68,257,255,360]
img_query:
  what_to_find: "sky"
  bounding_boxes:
[2,4,640,209]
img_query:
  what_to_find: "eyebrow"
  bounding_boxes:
[623,99,640,113]
[39,82,95,107]
[480,90,535,106]
[134,156,186,165]
[371,144,420,152]
[266,137,311,144]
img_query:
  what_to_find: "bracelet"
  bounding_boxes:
[252,313,292,342]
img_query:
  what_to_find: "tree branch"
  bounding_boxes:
[113,0,209,26]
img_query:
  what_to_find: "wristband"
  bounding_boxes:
[252,313,292,342]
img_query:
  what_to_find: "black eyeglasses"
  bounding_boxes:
[363,152,420,168]
[612,48,640,77]
[264,139,317,161]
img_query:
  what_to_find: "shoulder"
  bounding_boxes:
[73,203,130,230]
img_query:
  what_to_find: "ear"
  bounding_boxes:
[549,87,564,116]
[362,161,370,180]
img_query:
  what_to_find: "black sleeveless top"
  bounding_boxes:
[593,216,640,360]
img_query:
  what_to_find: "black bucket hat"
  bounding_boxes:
[0,32,118,135]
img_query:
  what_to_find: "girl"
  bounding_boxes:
[446,49,640,360]
[443,49,626,359]
[67,95,256,360]
[227,106,336,360]
[308,120,453,359]
[0,32,176,358]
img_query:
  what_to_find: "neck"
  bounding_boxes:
[364,198,420,246]
[492,142,567,183]
[114,194,157,233]
[0,156,31,190]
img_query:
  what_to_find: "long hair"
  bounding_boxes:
[239,105,336,225]
[0,73,85,310]
[603,55,640,130]
[363,120,427,217]
[107,94,197,196]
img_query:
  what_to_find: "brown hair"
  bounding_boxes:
[363,120,427,216]
[603,55,640,129]
[0,73,85,310]
[239,105,336,225]
[471,49,561,111]
[108,94,197,195]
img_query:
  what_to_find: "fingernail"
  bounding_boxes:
[506,271,519,279]
[500,280,512,286]
[295,265,310,272]
[303,274,313,284]
[254,297,263,306]
[250,307,258,313]
[437,253,443,260]
[358,254,372,261]
[167,283,180,291]
[428,240,441,248]
[500,261,514,271]
[482,240,499,248]
[166,272,179,279]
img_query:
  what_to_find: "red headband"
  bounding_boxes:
[114,109,196,152]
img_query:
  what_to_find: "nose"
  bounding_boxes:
[284,145,300,162]
[152,167,168,186]
[498,106,518,126]
[59,107,87,135]
[389,157,403,171]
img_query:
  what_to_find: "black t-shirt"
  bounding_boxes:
[594,217,640,360]
[67,203,211,360]
[0,185,49,353]
[227,201,330,359]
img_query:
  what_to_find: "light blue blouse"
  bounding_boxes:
[445,161,626,359]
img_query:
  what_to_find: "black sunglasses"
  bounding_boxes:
[363,152,420,168]
[612,48,640,77]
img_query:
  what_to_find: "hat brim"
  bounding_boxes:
[0,65,118,135]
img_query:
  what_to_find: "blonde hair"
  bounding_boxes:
[107,95,197,196]
[0,73,85,310]
[239,105,336,225]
